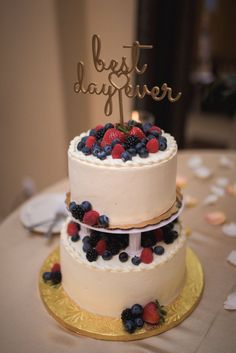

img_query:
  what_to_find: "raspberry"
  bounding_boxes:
[140,248,153,264]
[146,138,159,153]
[95,239,107,255]
[83,210,100,226]
[51,263,61,273]
[85,136,96,148]
[111,144,125,159]
[101,128,125,148]
[130,127,145,140]
[67,221,79,236]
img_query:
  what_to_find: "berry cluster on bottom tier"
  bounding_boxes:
[69,200,109,228]
[66,218,179,265]
[42,263,62,285]
[121,300,167,334]
[77,120,168,162]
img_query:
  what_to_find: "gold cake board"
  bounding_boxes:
[39,247,204,341]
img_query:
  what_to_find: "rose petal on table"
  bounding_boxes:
[203,194,219,205]
[224,292,236,310]
[210,185,225,197]
[187,155,203,169]
[215,177,229,187]
[227,183,236,197]
[194,166,212,179]
[219,155,234,168]
[227,250,236,267]
[176,175,188,189]
[205,211,226,225]
[222,223,236,237]
[185,195,198,208]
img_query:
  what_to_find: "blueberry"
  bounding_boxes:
[97,151,107,160]
[111,138,120,147]
[121,151,132,162]
[82,236,90,243]
[92,145,101,156]
[102,250,113,260]
[134,317,144,328]
[82,146,91,155]
[89,129,96,136]
[141,138,148,146]
[42,271,51,282]
[138,147,148,158]
[143,122,152,134]
[127,148,137,156]
[81,201,92,212]
[154,245,165,255]
[104,123,114,130]
[82,242,91,253]
[81,136,88,143]
[51,271,62,285]
[69,201,77,213]
[147,133,157,140]
[159,136,167,151]
[104,145,112,155]
[119,252,129,262]
[135,142,143,152]
[98,215,109,228]
[171,230,178,240]
[131,304,143,317]
[124,319,137,333]
[71,234,80,242]
[131,256,141,266]
[77,141,84,151]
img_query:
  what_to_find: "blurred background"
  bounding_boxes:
[0,0,236,220]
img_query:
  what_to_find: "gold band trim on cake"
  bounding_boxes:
[65,187,183,231]
[39,246,203,341]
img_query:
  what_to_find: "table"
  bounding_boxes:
[1,150,236,353]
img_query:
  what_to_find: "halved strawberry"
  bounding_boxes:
[140,248,153,264]
[130,127,145,140]
[85,136,96,148]
[111,144,125,159]
[142,300,166,325]
[146,139,159,153]
[83,210,100,226]
[101,128,125,147]
[95,239,107,255]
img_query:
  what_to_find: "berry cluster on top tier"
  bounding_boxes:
[42,263,62,285]
[77,120,167,162]
[121,300,166,334]
[69,200,109,228]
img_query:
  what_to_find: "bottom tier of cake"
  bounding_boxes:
[60,218,187,318]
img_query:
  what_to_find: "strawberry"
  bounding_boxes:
[95,239,107,255]
[83,210,100,226]
[51,263,61,273]
[149,126,161,134]
[95,124,104,131]
[85,136,96,148]
[130,126,145,140]
[140,248,153,264]
[101,128,125,147]
[111,144,125,159]
[67,221,79,236]
[153,228,164,242]
[146,139,159,153]
[142,300,167,325]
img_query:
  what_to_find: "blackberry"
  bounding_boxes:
[89,231,101,247]
[141,231,156,248]
[127,119,143,129]
[107,241,120,255]
[70,204,85,221]
[121,308,133,322]
[96,127,105,140]
[124,135,140,149]
[51,271,62,285]
[86,248,98,262]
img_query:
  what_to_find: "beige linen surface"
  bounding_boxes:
[0,150,236,353]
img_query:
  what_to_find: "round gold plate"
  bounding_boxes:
[39,247,204,341]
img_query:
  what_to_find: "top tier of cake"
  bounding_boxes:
[68,124,177,228]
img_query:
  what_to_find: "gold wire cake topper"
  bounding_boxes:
[74,34,182,125]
